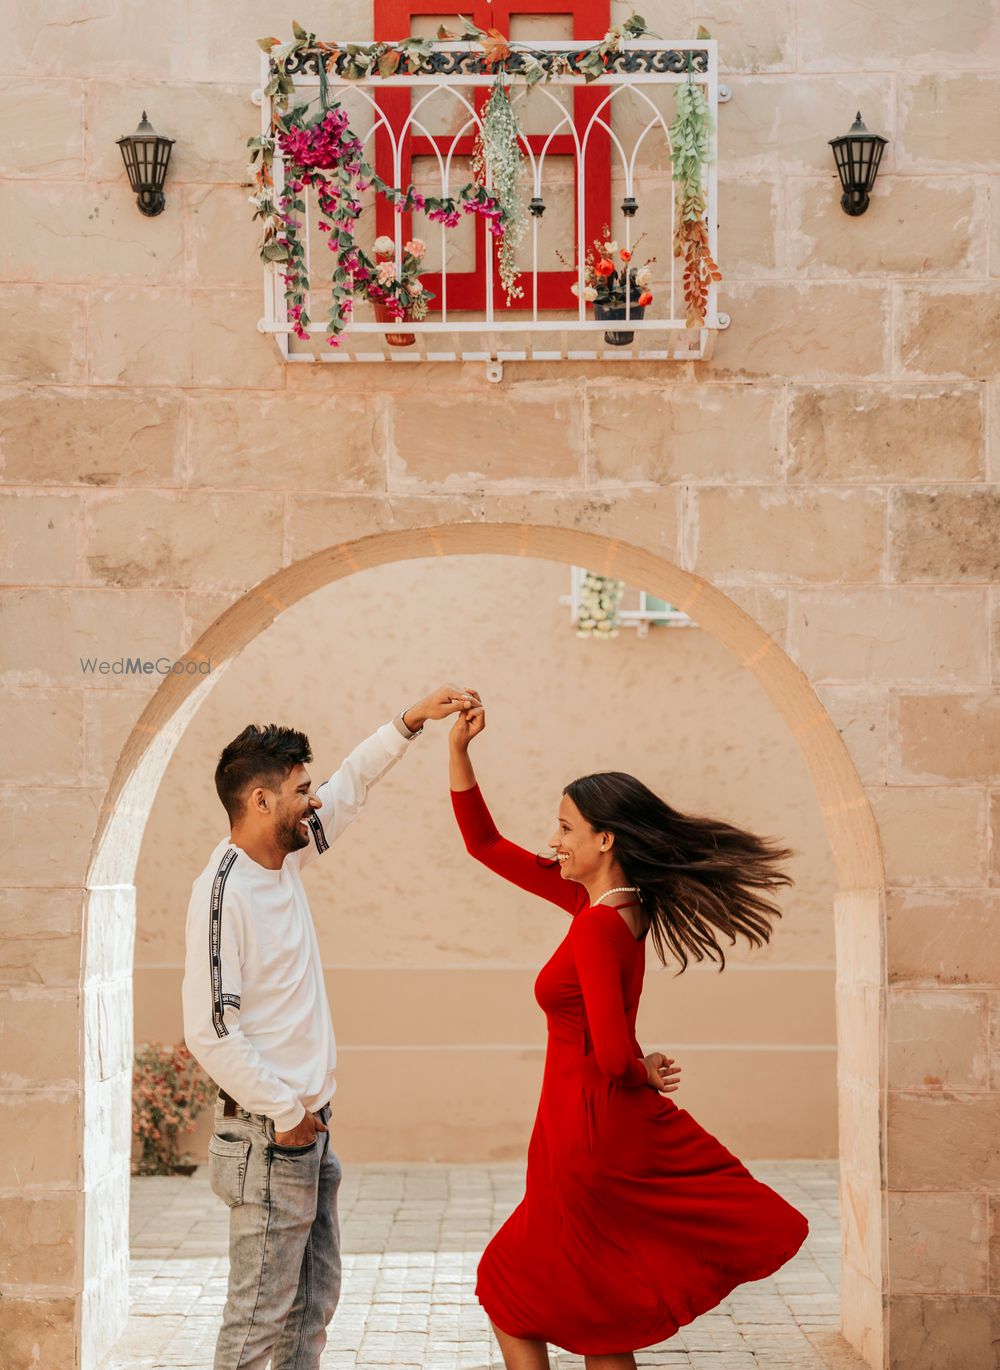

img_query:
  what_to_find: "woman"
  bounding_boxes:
[449,698,809,1370]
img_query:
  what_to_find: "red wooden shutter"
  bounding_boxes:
[373,0,611,310]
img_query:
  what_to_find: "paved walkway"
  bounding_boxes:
[109,1162,866,1369]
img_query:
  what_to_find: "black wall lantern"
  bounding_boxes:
[117,112,174,217]
[829,112,888,216]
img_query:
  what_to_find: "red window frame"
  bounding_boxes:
[374,0,611,310]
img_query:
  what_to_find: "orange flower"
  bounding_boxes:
[619,248,632,261]
[595,258,615,277]
[638,290,653,306]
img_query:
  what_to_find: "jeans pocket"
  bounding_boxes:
[208,1134,252,1207]
[270,1138,318,1157]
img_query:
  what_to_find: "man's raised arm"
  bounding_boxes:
[296,684,481,867]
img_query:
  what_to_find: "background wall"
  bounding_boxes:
[134,555,837,1161]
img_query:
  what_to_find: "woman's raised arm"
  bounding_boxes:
[449,705,585,915]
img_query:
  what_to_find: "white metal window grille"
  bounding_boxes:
[256,39,728,379]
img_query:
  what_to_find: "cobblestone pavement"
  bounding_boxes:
[109,1161,867,1369]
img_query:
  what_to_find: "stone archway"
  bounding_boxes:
[83,523,885,1368]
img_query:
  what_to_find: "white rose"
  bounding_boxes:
[636,267,652,287]
[604,240,619,254]
[373,234,396,256]
[583,285,598,302]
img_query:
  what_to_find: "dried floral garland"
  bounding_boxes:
[577,572,625,638]
[669,70,722,328]
[258,14,656,92]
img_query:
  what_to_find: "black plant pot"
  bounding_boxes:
[593,300,645,346]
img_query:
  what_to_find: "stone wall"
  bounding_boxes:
[0,0,998,1367]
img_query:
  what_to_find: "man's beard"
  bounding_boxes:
[278,812,311,853]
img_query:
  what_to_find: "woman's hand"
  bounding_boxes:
[644,1052,681,1093]
[449,691,485,752]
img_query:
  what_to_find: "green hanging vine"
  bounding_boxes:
[473,75,528,303]
[669,68,721,327]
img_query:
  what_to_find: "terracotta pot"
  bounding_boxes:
[373,299,415,347]
[593,299,646,346]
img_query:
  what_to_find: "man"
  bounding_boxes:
[183,685,480,1370]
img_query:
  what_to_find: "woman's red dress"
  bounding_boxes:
[453,784,809,1356]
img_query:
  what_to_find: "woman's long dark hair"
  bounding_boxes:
[564,772,794,972]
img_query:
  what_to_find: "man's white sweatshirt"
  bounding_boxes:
[182,719,415,1132]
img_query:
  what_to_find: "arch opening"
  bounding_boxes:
[82,524,886,1369]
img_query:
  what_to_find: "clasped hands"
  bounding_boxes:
[403,683,484,734]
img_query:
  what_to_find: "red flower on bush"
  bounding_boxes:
[132,1042,217,1176]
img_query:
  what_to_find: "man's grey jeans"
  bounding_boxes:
[208,1098,343,1370]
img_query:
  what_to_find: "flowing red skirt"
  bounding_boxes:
[477,1035,809,1355]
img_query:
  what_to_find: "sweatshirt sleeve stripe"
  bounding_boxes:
[209,848,239,1039]
[305,809,329,854]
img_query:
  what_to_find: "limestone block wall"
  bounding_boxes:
[0,0,998,1367]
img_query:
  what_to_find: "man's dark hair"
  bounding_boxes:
[214,724,313,823]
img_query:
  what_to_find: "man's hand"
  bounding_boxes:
[274,1110,328,1148]
[644,1052,682,1093]
[403,683,483,732]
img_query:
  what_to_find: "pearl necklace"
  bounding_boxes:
[592,885,640,907]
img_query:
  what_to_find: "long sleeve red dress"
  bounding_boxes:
[452,783,809,1356]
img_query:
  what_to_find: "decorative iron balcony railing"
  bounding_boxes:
[255,38,728,379]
